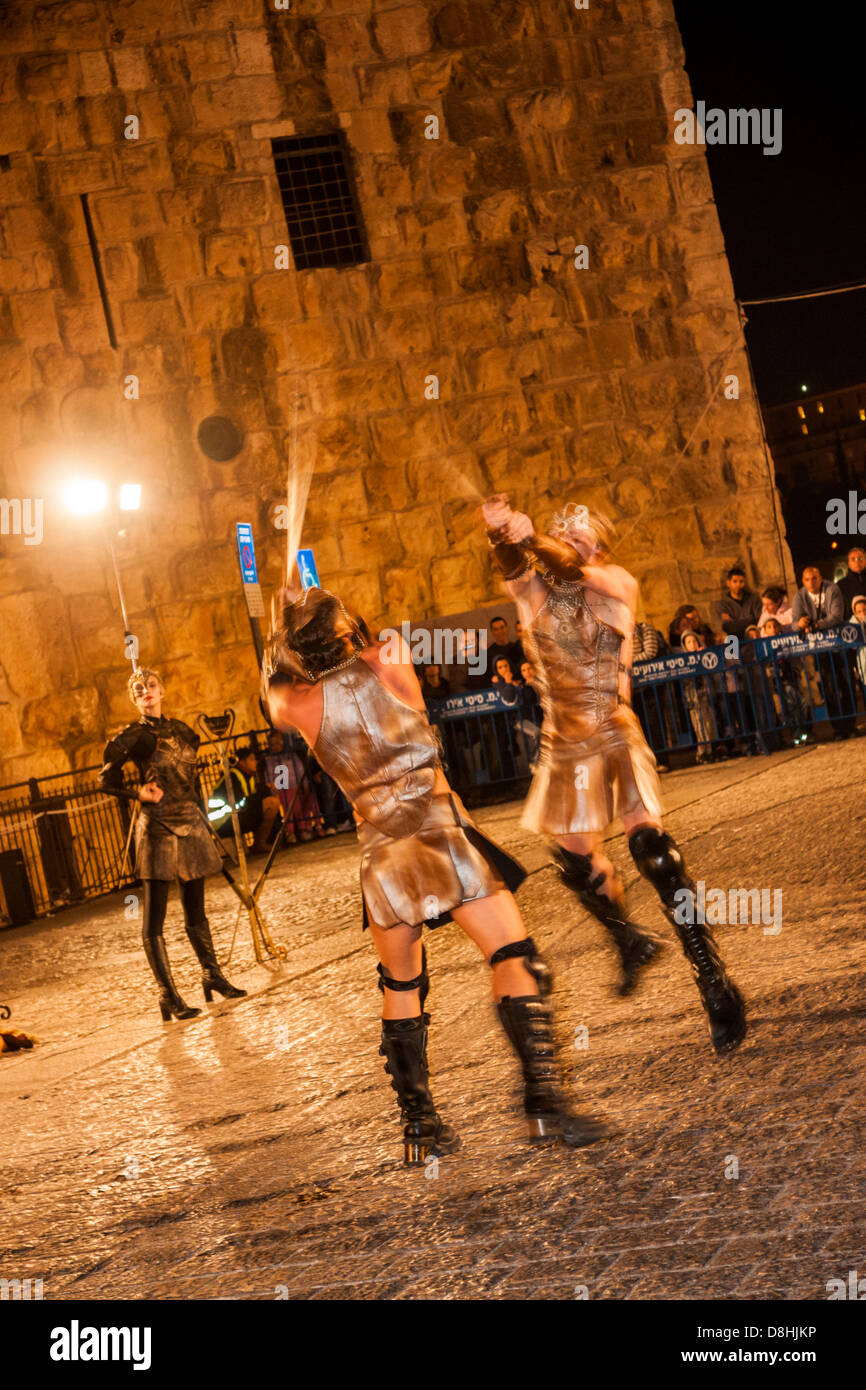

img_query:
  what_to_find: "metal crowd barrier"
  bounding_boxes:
[427,686,538,799]
[632,625,866,757]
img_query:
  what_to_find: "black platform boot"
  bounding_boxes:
[143,931,201,1022]
[378,949,460,1165]
[490,939,610,1148]
[184,918,247,1002]
[554,846,662,995]
[629,826,746,1055]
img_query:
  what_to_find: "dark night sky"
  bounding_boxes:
[674,3,866,407]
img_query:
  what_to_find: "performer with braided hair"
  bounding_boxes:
[481,495,746,1055]
[262,584,609,1164]
[99,668,246,1021]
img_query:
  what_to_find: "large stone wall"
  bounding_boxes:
[0,0,791,780]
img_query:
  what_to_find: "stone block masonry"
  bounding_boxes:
[0,0,791,779]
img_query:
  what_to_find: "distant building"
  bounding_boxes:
[763,384,866,571]
[764,383,866,495]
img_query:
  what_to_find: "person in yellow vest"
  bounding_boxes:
[208,746,282,856]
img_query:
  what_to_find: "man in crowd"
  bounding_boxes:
[714,566,762,640]
[792,565,854,740]
[792,565,845,632]
[667,604,716,649]
[211,745,282,855]
[837,545,866,618]
[447,629,489,694]
[420,662,451,703]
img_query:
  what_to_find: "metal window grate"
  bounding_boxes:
[272,132,367,270]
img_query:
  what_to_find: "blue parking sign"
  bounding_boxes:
[297,548,320,590]
[236,523,258,584]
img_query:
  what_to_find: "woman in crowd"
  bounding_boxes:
[99,668,246,1021]
[260,727,329,843]
[667,604,716,650]
[758,586,794,633]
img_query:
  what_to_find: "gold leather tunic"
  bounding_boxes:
[309,658,525,928]
[522,580,663,835]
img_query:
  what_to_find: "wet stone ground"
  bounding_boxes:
[1,743,864,1301]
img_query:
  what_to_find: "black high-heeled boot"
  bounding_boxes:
[554,846,662,995]
[184,918,247,1002]
[143,932,200,1022]
[629,826,746,1055]
[377,949,459,1165]
[490,939,610,1148]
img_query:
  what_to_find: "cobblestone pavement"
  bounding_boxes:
[2,743,864,1301]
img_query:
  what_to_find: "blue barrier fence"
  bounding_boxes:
[428,626,866,791]
[631,625,866,757]
[427,686,538,797]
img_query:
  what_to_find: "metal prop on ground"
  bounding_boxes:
[195,710,286,965]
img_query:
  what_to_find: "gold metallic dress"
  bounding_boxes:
[310,658,525,929]
[522,580,663,836]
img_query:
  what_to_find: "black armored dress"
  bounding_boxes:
[100,701,244,1021]
[101,715,221,881]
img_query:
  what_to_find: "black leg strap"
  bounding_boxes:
[488,936,551,998]
[489,936,538,968]
[377,946,429,1008]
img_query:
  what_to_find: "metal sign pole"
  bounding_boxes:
[236,522,266,670]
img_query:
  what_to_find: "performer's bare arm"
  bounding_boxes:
[482,494,639,670]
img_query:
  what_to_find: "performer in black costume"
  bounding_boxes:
[100,668,246,1021]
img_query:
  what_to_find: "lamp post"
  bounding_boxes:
[61,478,143,672]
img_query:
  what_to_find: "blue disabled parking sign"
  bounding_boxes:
[297,548,320,590]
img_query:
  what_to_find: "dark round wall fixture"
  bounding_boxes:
[197,415,244,461]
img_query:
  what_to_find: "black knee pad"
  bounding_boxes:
[553,845,599,892]
[377,945,429,1010]
[553,845,624,912]
[628,826,692,904]
[488,936,552,998]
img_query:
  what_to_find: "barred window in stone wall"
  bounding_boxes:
[271,133,367,270]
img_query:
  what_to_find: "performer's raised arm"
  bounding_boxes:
[482,494,583,584]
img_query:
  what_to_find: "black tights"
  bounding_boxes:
[142,878,205,946]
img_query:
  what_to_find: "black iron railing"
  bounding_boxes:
[0,728,321,922]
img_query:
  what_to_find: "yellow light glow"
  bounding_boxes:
[801,424,808,435]
[797,406,805,419]
[119,483,142,511]
[817,402,824,413]
[62,478,108,516]
[859,409,865,422]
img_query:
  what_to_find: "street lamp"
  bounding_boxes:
[62,478,143,671]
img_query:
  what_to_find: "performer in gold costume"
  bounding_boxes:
[262,585,609,1164]
[482,496,746,1056]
